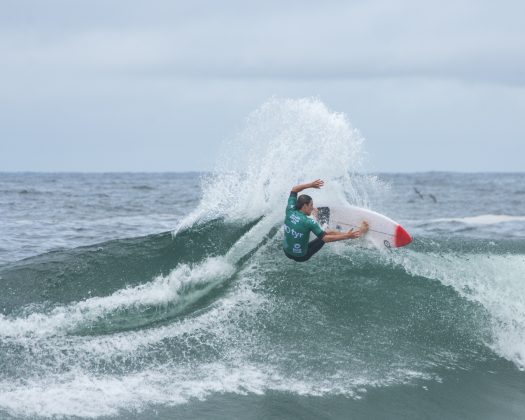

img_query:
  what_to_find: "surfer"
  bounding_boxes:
[283,179,368,262]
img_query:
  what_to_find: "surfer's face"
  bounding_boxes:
[303,201,314,216]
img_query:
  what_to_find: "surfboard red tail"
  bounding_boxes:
[394,224,412,247]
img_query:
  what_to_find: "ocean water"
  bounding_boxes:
[1,99,524,419]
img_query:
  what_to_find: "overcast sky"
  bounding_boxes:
[1,0,524,172]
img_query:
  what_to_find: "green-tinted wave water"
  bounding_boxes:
[0,215,524,419]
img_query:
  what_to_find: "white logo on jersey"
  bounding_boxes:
[293,243,302,253]
[290,214,300,224]
[283,224,304,239]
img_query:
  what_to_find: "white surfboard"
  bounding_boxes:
[316,205,412,249]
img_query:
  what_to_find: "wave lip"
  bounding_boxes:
[391,249,525,370]
[0,257,235,338]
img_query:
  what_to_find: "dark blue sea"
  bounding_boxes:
[1,100,524,419]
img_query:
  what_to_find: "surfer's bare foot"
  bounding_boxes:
[360,221,369,234]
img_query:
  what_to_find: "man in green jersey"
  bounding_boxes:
[283,179,368,262]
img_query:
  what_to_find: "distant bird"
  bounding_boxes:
[413,187,437,203]
[413,187,424,199]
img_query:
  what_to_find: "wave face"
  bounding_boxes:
[1,99,524,419]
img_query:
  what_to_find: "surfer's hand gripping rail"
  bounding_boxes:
[322,221,369,243]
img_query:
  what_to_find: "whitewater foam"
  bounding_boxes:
[0,361,436,419]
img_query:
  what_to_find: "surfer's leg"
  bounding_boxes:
[303,238,325,260]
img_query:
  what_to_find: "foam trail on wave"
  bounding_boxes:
[0,362,434,419]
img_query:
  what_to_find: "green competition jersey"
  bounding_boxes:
[283,192,326,257]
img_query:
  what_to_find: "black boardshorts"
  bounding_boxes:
[284,237,325,262]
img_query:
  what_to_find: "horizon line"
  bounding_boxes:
[1,170,524,175]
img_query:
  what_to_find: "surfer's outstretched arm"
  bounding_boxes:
[322,230,361,242]
[291,179,324,193]
[322,221,369,243]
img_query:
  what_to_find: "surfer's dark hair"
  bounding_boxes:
[296,194,312,210]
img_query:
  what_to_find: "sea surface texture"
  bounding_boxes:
[1,100,524,419]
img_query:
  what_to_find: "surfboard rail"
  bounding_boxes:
[317,205,412,249]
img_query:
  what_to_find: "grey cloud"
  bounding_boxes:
[1,0,524,86]
[1,0,524,172]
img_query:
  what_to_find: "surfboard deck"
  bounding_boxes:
[316,205,412,249]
